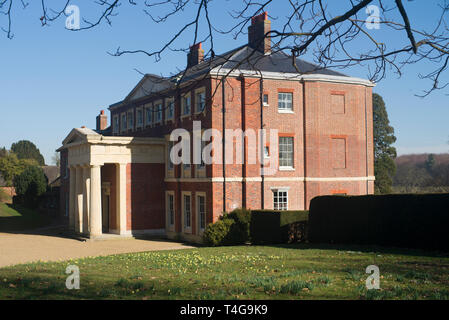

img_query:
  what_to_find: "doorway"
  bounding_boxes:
[101,182,111,233]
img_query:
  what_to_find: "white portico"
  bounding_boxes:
[58,128,165,239]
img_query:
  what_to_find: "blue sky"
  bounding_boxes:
[0,0,448,164]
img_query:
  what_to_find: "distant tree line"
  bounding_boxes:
[393,154,449,193]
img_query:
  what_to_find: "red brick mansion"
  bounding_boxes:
[59,12,375,242]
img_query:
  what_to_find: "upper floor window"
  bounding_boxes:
[127,110,134,130]
[182,94,191,116]
[263,93,269,106]
[155,103,163,123]
[136,108,143,127]
[195,90,205,113]
[145,106,152,126]
[166,98,174,120]
[113,115,119,134]
[279,136,294,168]
[121,113,127,132]
[278,92,293,111]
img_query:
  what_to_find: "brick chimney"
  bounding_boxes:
[187,42,204,68]
[96,110,108,131]
[248,12,271,54]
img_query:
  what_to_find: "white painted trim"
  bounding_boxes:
[210,68,375,87]
[165,176,375,183]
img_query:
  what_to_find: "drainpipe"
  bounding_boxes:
[222,79,226,213]
[239,74,247,209]
[260,77,265,210]
[302,81,307,210]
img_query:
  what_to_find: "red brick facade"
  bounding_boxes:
[60,13,374,242]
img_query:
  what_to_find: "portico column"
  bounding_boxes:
[82,166,91,235]
[75,166,84,233]
[68,166,76,230]
[89,165,102,237]
[116,163,127,235]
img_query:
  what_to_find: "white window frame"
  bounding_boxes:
[278,92,293,113]
[263,93,269,106]
[145,104,153,127]
[279,136,294,170]
[194,87,206,114]
[154,100,163,124]
[272,188,289,211]
[165,97,175,123]
[196,192,206,234]
[120,113,127,133]
[166,191,175,231]
[127,110,134,131]
[113,115,119,134]
[181,92,191,118]
[182,192,192,233]
[136,107,143,128]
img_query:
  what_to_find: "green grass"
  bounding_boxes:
[0,202,51,232]
[0,244,448,300]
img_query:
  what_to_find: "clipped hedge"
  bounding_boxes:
[308,193,449,251]
[250,210,309,244]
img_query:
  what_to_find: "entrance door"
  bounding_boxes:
[101,183,111,233]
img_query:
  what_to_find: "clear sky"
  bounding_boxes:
[1,0,448,165]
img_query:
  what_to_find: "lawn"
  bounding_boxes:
[0,202,51,232]
[0,244,448,300]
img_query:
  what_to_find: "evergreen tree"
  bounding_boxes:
[10,140,45,166]
[373,93,397,194]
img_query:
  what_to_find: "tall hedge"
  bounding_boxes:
[308,194,449,251]
[251,210,309,244]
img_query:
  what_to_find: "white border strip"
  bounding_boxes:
[165,176,375,183]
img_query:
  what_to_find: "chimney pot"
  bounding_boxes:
[96,109,108,131]
[248,11,271,54]
[187,42,205,68]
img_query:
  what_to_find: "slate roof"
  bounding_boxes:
[176,45,347,83]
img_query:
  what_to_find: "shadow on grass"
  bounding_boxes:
[0,204,69,238]
[263,242,449,258]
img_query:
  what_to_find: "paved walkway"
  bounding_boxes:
[0,228,194,268]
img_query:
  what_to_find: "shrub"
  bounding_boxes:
[308,193,449,251]
[13,165,47,208]
[251,210,309,244]
[203,218,236,246]
[202,208,252,246]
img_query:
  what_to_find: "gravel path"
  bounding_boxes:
[0,228,194,268]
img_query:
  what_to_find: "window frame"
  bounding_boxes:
[113,115,119,134]
[182,192,192,233]
[165,97,175,123]
[136,107,144,128]
[127,110,134,131]
[166,191,175,230]
[278,136,294,169]
[196,192,206,234]
[181,92,191,118]
[272,188,289,211]
[120,113,127,133]
[145,104,153,127]
[154,100,163,124]
[194,87,206,114]
[278,92,293,113]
